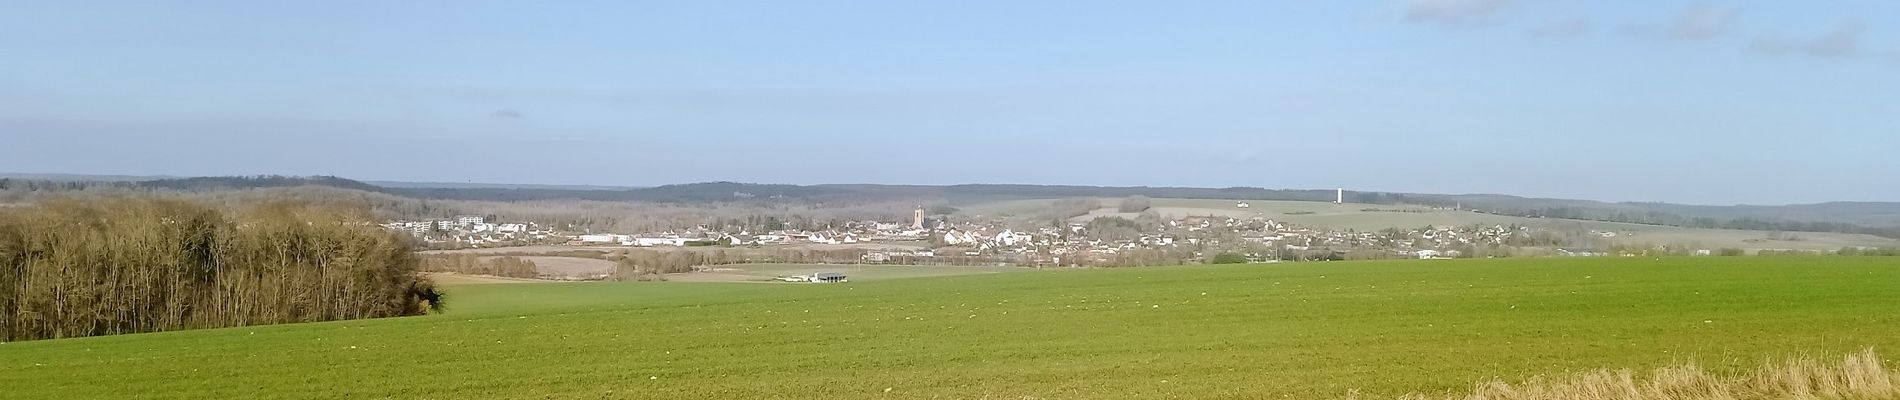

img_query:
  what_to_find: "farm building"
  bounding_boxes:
[811,272,848,283]
[576,234,625,244]
[777,272,850,283]
[1558,248,1607,257]
[631,237,692,247]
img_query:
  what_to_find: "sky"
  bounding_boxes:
[3,1,1898,205]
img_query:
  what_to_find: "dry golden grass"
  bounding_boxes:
[1372,349,1898,400]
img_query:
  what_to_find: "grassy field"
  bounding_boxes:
[665,263,1022,283]
[429,264,1021,285]
[499,256,617,278]
[3,257,1899,399]
[426,273,554,285]
[960,197,1900,252]
[420,242,932,256]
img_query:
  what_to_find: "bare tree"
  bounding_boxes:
[1118,195,1152,213]
[0,197,440,341]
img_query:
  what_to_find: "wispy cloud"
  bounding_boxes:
[1624,4,1739,40]
[1669,4,1740,40]
[1402,0,1514,28]
[1528,18,1592,38]
[1750,20,1865,59]
[491,109,524,119]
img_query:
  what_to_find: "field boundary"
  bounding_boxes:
[1374,348,1896,400]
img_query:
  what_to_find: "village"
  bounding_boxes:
[384,204,1613,267]
[382,216,560,247]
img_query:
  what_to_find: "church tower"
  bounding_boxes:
[912,206,926,229]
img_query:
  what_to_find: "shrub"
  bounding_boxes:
[1209,253,1249,264]
[1118,196,1152,213]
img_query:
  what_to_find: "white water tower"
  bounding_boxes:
[1335,188,1344,204]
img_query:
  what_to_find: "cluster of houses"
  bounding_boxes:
[380,216,557,246]
[839,215,1565,265]
[387,209,1635,264]
[572,223,934,247]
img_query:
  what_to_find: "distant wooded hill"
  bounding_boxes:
[3,174,1899,237]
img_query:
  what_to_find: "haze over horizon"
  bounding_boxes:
[5,1,1898,205]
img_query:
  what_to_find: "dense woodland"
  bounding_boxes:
[0,197,440,342]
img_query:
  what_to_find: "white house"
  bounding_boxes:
[992,229,1031,247]
[942,230,979,246]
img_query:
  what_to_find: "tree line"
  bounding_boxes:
[1045,198,1102,223]
[0,197,441,342]
[420,255,540,278]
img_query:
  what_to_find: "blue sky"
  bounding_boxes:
[3,1,1897,205]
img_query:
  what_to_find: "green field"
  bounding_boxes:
[667,263,1022,283]
[3,258,1899,399]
